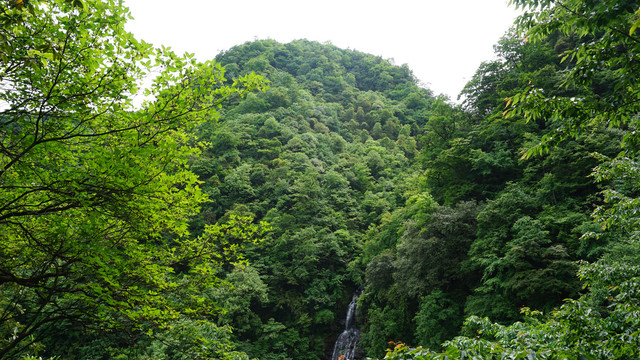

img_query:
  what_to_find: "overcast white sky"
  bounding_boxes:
[123,1,522,101]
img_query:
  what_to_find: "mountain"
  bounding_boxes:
[190,39,431,359]
[191,38,615,359]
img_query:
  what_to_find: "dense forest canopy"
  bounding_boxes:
[2,0,640,359]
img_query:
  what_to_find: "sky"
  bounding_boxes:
[123,1,522,101]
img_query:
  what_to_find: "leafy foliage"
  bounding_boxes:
[0,1,266,358]
[4,0,635,358]
[383,0,640,358]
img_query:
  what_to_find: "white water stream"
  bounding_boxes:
[330,292,361,360]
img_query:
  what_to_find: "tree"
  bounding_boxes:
[394,201,480,297]
[506,0,640,157]
[382,0,640,358]
[0,1,266,357]
[413,290,463,351]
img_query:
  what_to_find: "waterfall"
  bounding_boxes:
[331,292,361,360]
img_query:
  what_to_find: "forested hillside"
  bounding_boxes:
[192,39,432,359]
[3,0,640,359]
[195,32,618,359]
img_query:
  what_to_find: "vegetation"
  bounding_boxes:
[2,0,640,359]
[196,39,431,359]
[0,1,266,358]
[383,0,640,358]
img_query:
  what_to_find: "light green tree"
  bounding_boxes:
[0,0,266,357]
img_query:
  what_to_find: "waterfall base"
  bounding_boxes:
[331,327,360,360]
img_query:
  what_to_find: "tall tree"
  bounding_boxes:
[383,0,640,358]
[0,0,265,357]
